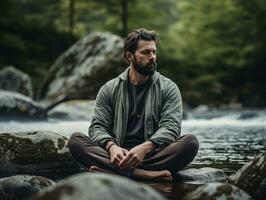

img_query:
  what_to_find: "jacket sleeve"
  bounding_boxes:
[148,82,182,148]
[88,84,117,147]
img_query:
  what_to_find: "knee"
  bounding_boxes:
[182,134,199,154]
[67,132,83,150]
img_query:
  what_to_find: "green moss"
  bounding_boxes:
[57,138,66,150]
[0,133,71,165]
[100,178,112,186]
[29,176,54,188]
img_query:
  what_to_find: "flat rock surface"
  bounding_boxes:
[175,167,227,182]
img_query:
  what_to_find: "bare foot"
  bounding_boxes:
[88,166,115,175]
[132,169,172,182]
[88,166,171,182]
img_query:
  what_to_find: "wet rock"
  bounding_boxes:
[175,167,227,182]
[193,105,210,113]
[0,175,54,200]
[0,66,33,98]
[0,90,46,120]
[228,152,266,198]
[238,110,259,119]
[29,173,166,200]
[184,182,252,200]
[48,100,95,121]
[189,107,230,119]
[37,32,125,105]
[253,178,266,200]
[0,131,83,179]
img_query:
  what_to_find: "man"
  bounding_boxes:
[68,28,199,181]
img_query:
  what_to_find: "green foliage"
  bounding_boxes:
[0,0,265,106]
[159,0,266,107]
[0,0,77,93]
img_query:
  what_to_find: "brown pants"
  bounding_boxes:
[68,132,199,177]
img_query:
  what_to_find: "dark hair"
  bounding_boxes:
[123,28,159,63]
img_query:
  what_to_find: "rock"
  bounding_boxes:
[0,131,83,179]
[228,152,266,198]
[238,110,259,120]
[189,108,232,119]
[37,32,125,105]
[0,66,33,98]
[0,175,54,200]
[175,167,227,182]
[29,173,166,200]
[253,177,266,200]
[184,182,252,200]
[48,100,95,121]
[193,105,210,113]
[0,90,46,120]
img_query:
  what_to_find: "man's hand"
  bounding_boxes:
[108,144,128,167]
[119,141,156,170]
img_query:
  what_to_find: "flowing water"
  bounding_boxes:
[0,102,265,200]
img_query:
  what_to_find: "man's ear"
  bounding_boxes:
[126,51,133,62]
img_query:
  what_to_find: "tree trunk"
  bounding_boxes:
[69,0,75,34]
[121,0,128,36]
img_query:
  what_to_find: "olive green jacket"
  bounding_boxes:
[88,68,183,148]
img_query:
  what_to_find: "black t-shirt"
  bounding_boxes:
[123,79,151,149]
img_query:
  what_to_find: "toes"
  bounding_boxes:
[88,166,97,172]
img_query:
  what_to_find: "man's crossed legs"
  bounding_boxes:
[67,132,199,181]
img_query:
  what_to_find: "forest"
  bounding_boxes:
[1,0,265,107]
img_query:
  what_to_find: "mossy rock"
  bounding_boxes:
[0,131,83,179]
[184,182,252,200]
[37,32,125,105]
[229,152,266,197]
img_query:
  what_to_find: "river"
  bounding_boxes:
[0,102,265,199]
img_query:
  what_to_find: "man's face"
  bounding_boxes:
[131,40,157,76]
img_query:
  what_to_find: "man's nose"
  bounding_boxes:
[149,53,156,61]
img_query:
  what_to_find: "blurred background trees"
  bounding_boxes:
[0,0,265,107]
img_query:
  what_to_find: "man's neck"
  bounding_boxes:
[129,66,149,86]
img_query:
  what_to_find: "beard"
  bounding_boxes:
[133,59,157,77]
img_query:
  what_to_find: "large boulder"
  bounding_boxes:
[0,131,83,179]
[37,32,125,105]
[0,175,54,200]
[184,182,252,200]
[29,173,167,200]
[0,66,33,98]
[175,167,227,182]
[0,90,46,120]
[228,152,266,199]
[47,100,95,121]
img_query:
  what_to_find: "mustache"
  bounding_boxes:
[148,61,157,67]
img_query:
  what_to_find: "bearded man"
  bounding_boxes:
[68,28,199,181]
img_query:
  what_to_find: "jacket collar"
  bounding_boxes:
[118,67,159,84]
